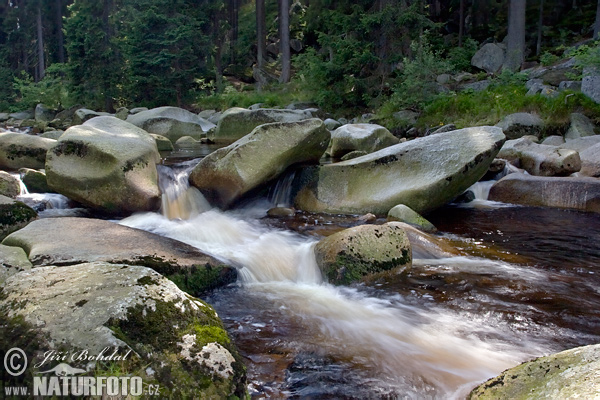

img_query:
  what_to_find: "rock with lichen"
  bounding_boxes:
[0,132,56,170]
[0,195,36,241]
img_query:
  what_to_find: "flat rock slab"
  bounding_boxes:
[0,262,246,398]
[1,217,236,294]
[489,173,600,212]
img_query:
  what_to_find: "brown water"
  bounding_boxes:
[119,155,600,399]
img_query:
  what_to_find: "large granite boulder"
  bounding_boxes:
[314,222,412,285]
[498,138,581,176]
[495,113,545,139]
[582,67,600,104]
[469,344,600,399]
[45,116,161,215]
[190,118,330,208]
[565,112,597,140]
[294,126,505,215]
[489,173,600,212]
[209,107,313,143]
[0,132,56,170]
[330,124,399,158]
[0,195,37,240]
[72,108,111,125]
[0,243,32,284]
[34,103,56,123]
[471,43,505,74]
[0,262,246,398]
[0,171,21,198]
[126,106,216,142]
[2,217,236,295]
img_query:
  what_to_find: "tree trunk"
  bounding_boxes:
[256,0,266,68]
[503,0,526,72]
[536,0,544,56]
[36,5,45,81]
[459,0,465,47]
[594,0,600,39]
[279,0,290,83]
[56,0,65,63]
[229,0,239,65]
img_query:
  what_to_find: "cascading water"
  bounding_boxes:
[120,163,558,399]
[268,169,296,208]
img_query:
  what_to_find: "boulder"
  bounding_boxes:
[341,150,369,161]
[294,126,505,215]
[392,110,419,125]
[151,133,174,151]
[541,135,565,146]
[176,136,200,145]
[471,43,505,74]
[330,124,399,158]
[314,222,412,285]
[126,106,216,142]
[488,173,600,212]
[495,113,545,139]
[0,262,246,398]
[19,168,51,193]
[34,103,56,123]
[2,217,236,295]
[0,195,37,240]
[430,124,456,135]
[558,81,582,91]
[198,109,217,119]
[561,139,600,177]
[40,130,63,139]
[468,344,600,399]
[129,107,149,114]
[460,80,492,92]
[190,118,330,208]
[0,132,56,170]
[115,106,129,120]
[72,108,111,125]
[0,171,21,198]
[499,139,580,176]
[323,118,342,131]
[45,116,161,215]
[0,113,9,122]
[565,112,597,140]
[210,107,313,143]
[0,244,32,284]
[9,110,34,120]
[582,68,600,104]
[387,204,436,231]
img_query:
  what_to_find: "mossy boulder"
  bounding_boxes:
[18,168,51,193]
[2,217,237,295]
[469,344,600,399]
[0,195,36,240]
[127,106,215,142]
[495,113,545,139]
[295,126,505,215]
[0,132,56,170]
[150,133,174,152]
[210,107,313,143]
[0,243,32,284]
[45,116,161,215]
[0,262,246,398]
[190,118,330,208]
[387,204,436,231]
[0,171,21,198]
[565,112,597,140]
[314,222,412,285]
[330,123,399,158]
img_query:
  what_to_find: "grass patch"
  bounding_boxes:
[194,83,310,111]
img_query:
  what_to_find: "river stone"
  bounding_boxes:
[330,124,399,158]
[129,107,149,115]
[40,130,64,139]
[9,110,34,120]
[541,135,565,146]
[387,204,436,231]
[0,262,247,398]
[115,106,129,120]
[341,150,369,161]
[126,106,215,142]
[495,113,545,139]
[34,103,56,123]
[0,132,56,170]
[0,172,21,198]
[0,113,9,122]
[323,118,342,131]
[45,116,161,215]
[19,168,51,193]
[2,216,236,295]
[488,173,600,212]
[314,222,412,285]
[295,126,505,215]
[500,138,581,176]
[190,118,330,208]
[0,195,37,240]
[582,68,600,104]
[151,133,174,151]
[471,43,505,74]
[430,124,457,135]
[0,244,32,284]
[209,107,313,143]
[72,108,111,125]
[561,139,600,177]
[176,135,200,145]
[565,112,597,140]
[468,344,600,399]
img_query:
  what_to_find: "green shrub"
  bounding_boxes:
[12,64,73,110]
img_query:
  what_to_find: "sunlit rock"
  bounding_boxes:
[330,123,399,159]
[0,132,56,170]
[127,106,215,141]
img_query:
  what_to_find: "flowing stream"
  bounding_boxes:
[118,158,600,399]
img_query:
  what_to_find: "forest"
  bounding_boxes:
[1,0,600,121]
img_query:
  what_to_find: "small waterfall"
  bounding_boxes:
[469,181,495,201]
[157,163,212,220]
[11,173,29,195]
[268,169,296,207]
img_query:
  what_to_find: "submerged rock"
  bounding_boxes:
[45,116,161,215]
[190,118,330,208]
[210,107,313,143]
[0,132,56,170]
[469,344,600,399]
[314,222,412,285]
[0,195,37,240]
[0,262,247,398]
[2,217,236,295]
[330,123,399,158]
[127,106,215,142]
[387,204,436,231]
[295,126,505,215]
[489,173,600,212]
